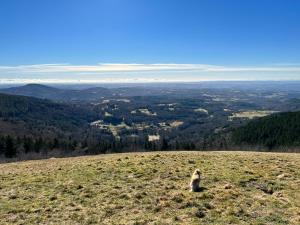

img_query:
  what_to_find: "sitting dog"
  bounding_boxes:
[190,169,201,192]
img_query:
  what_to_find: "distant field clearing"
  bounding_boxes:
[229,110,278,120]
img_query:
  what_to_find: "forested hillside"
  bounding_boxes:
[232,111,300,149]
[0,93,98,159]
[0,93,96,129]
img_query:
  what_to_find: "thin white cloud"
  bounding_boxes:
[1,77,299,85]
[0,63,299,84]
[1,63,300,73]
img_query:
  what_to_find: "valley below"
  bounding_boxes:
[1,82,300,161]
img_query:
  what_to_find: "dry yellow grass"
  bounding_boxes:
[228,110,278,120]
[0,151,299,224]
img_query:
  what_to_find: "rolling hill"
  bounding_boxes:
[0,93,96,130]
[0,84,183,102]
[0,93,101,159]
[0,151,299,224]
[0,84,112,102]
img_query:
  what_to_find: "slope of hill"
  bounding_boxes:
[0,84,64,100]
[232,111,300,149]
[0,84,194,101]
[0,93,101,158]
[0,92,98,150]
[0,151,299,224]
[0,93,96,131]
[0,84,111,102]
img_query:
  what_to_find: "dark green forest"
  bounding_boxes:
[0,93,97,129]
[232,111,300,149]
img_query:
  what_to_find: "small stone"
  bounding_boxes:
[49,196,57,201]
[195,209,206,218]
[9,194,17,199]
[224,183,233,189]
[274,192,283,198]
[77,184,84,189]
[188,160,195,164]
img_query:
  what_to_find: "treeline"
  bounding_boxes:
[0,135,79,159]
[232,111,300,149]
[0,132,230,160]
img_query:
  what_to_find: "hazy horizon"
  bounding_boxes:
[0,63,300,84]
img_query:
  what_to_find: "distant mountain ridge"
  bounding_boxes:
[0,84,186,101]
[0,84,112,102]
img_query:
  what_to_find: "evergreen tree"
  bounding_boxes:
[4,136,17,158]
[34,137,44,153]
[161,138,169,150]
[23,137,34,153]
[0,136,5,155]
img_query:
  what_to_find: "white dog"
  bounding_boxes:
[190,169,201,192]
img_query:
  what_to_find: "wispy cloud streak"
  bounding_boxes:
[0,63,299,84]
[1,63,300,73]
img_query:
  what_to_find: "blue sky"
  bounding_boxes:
[0,0,300,83]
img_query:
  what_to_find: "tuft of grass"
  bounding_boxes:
[0,151,299,224]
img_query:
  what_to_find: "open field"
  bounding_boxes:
[0,151,299,224]
[228,110,278,120]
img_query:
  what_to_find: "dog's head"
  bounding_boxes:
[194,169,201,176]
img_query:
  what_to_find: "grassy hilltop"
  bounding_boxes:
[0,151,299,224]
